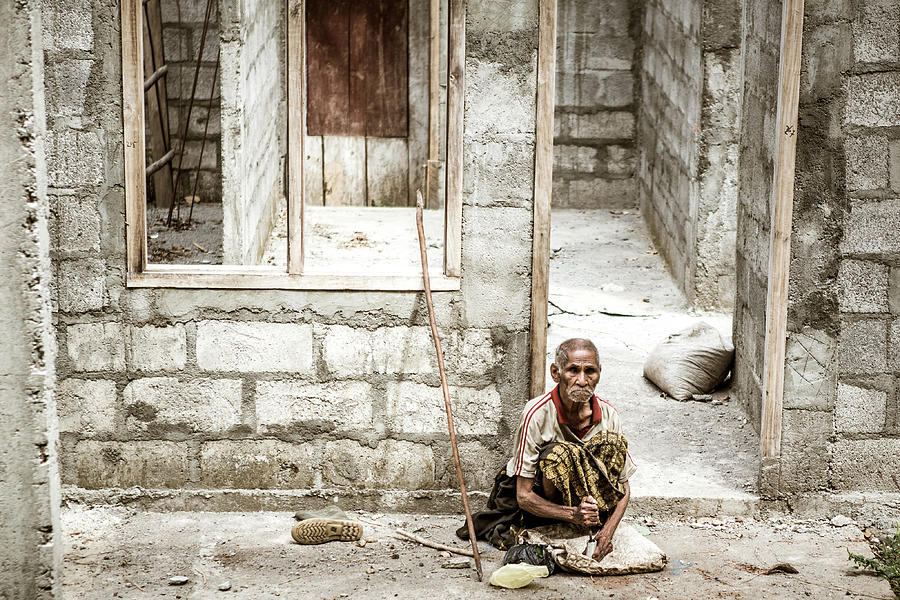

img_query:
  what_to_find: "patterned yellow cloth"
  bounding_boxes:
[539,430,629,510]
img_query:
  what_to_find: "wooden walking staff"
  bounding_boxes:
[415,190,483,581]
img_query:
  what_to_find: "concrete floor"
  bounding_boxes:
[546,208,758,501]
[61,506,892,599]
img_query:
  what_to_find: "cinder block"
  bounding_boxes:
[852,0,900,63]
[554,177,636,209]
[838,319,887,375]
[845,135,889,192]
[555,110,635,141]
[255,380,374,433]
[840,200,900,256]
[606,145,636,176]
[554,145,599,173]
[831,438,900,490]
[127,324,186,372]
[465,60,536,137]
[58,259,105,313]
[444,329,501,380]
[837,259,889,313]
[557,71,634,108]
[890,318,900,371]
[74,441,189,489]
[384,382,501,435]
[47,131,103,187]
[449,441,503,491]
[42,0,93,51]
[835,383,887,433]
[66,322,125,371]
[123,377,242,433]
[57,378,117,435]
[321,439,435,489]
[55,196,101,253]
[195,321,313,373]
[464,136,535,205]
[322,326,434,378]
[779,409,831,493]
[846,72,900,127]
[199,440,317,489]
[45,59,92,120]
[782,328,836,411]
[461,207,532,328]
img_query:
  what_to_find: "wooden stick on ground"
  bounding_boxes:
[394,528,474,558]
[415,190,483,581]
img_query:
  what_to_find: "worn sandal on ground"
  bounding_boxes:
[291,519,363,545]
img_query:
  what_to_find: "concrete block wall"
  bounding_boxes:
[160,0,222,203]
[220,0,286,264]
[637,0,740,310]
[47,0,538,511]
[733,0,780,432]
[1,1,61,596]
[552,0,638,209]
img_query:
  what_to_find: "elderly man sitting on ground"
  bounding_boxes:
[458,338,636,561]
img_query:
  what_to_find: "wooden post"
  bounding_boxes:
[425,0,440,209]
[529,0,557,399]
[443,0,464,277]
[123,0,147,274]
[760,0,805,460]
[287,0,305,274]
[142,0,174,210]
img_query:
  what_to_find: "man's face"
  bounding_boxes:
[550,347,601,404]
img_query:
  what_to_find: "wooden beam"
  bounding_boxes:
[425,0,440,209]
[528,0,558,399]
[760,0,805,460]
[122,0,147,274]
[287,0,305,274]
[443,0,464,277]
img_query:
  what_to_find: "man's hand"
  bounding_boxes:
[571,495,600,526]
[591,531,613,561]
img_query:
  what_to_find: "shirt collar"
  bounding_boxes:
[550,385,602,427]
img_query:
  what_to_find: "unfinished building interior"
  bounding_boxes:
[3,0,900,596]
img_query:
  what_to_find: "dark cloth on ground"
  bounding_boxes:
[457,431,629,550]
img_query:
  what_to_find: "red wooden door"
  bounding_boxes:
[306,0,408,137]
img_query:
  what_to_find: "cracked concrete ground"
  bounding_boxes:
[62,506,892,599]
[547,208,758,502]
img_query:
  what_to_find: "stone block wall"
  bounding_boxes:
[220,0,286,264]
[734,0,780,432]
[1,1,61,596]
[160,0,222,204]
[637,0,740,310]
[552,0,637,209]
[47,0,538,511]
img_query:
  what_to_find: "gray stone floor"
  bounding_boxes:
[61,507,891,599]
[547,208,758,501]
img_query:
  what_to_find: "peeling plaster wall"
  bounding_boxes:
[0,1,61,595]
[552,0,638,209]
[637,0,740,310]
[47,0,537,511]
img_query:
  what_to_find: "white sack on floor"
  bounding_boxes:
[521,523,667,575]
[642,321,734,401]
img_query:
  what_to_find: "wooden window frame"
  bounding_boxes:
[121,0,462,291]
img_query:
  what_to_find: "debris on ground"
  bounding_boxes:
[168,575,189,586]
[488,564,549,589]
[218,581,231,591]
[441,557,471,569]
[764,563,799,575]
[830,514,853,527]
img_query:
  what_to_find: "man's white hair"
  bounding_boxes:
[554,338,600,367]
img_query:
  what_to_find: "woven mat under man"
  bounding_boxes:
[457,430,630,550]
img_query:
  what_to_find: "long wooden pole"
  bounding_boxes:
[761,0,805,460]
[529,0,558,398]
[425,0,440,209]
[415,190,483,581]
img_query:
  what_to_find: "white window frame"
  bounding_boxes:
[121,0,463,291]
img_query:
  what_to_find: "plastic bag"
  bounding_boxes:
[503,543,557,575]
[642,321,734,401]
[488,564,550,589]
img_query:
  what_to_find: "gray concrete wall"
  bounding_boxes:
[637,0,740,310]
[160,0,222,203]
[220,0,286,264]
[775,0,900,495]
[733,0,780,433]
[552,0,637,209]
[49,0,538,511]
[0,1,61,595]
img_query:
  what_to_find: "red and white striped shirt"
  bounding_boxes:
[505,385,637,482]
